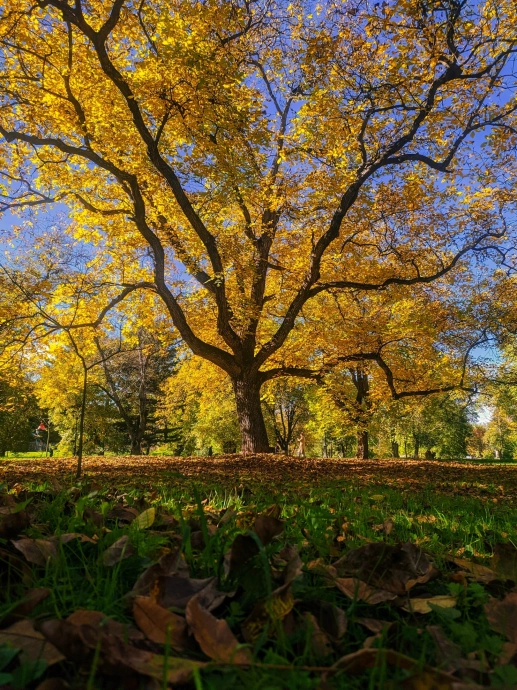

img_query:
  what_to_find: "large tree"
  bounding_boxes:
[0,0,516,451]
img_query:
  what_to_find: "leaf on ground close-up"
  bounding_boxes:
[0,619,65,666]
[484,592,517,643]
[185,594,252,664]
[102,535,135,566]
[133,596,188,648]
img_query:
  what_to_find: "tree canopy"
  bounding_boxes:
[0,0,516,451]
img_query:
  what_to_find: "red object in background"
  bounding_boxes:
[37,423,47,431]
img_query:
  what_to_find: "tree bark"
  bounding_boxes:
[356,430,369,459]
[130,435,142,455]
[391,439,400,458]
[232,376,270,453]
[76,368,87,478]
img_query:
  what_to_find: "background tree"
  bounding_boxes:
[0,0,515,452]
[262,379,310,454]
[94,326,177,454]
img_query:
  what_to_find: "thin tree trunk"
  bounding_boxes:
[76,368,87,478]
[356,430,369,459]
[232,376,270,453]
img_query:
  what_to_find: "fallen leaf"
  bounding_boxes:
[103,535,135,566]
[66,610,144,641]
[133,596,188,648]
[356,618,392,634]
[453,558,497,583]
[35,679,70,690]
[155,574,226,611]
[401,595,457,614]
[0,510,29,539]
[40,618,204,683]
[12,533,96,567]
[301,600,347,641]
[427,625,467,674]
[2,587,50,626]
[134,507,156,530]
[0,619,65,666]
[304,612,333,656]
[253,515,284,545]
[485,592,517,643]
[186,594,251,664]
[491,543,517,582]
[274,544,303,586]
[106,504,139,523]
[334,577,398,604]
[227,533,260,575]
[131,550,189,597]
[334,542,435,595]
[332,647,457,687]
[12,538,58,566]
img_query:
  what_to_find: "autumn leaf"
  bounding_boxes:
[102,535,135,566]
[0,620,65,666]
[186,595,252,664]
[485,592,517,644]
[133,596,188,649]
[334,578,398,604]
[134,507,156,530]
[401,596,457,615]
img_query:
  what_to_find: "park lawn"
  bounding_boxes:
[0,456,517,689]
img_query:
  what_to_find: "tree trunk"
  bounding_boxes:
[130,435,142,455]
[391,439,399,458]
[76,369,87,478]
[232,376,270,453]
[356,430,369,459]
[413,436,420,460]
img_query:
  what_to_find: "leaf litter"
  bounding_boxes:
[1,459,517,688]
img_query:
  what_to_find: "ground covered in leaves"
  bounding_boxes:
[1,456,517,689]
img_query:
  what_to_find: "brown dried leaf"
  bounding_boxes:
[106,504,139,523]
[332,647,457,687]
[133,596,188,648]
[103,535,135,566]
[304,612,333,657]
[186,594,251,664]
[254,515,284,545]
[131,550,189,597]
[67,610,144,641]
[401,595,457,614]
[453,558,497,583]
[40,618,204,683]
[334,542,435,595]
[0,510,29,539]
[12,538,58,566]
[155,574,226,611]
[334,577,398,604]
[2,587,50,626]
[426,625,463,674]
[227,533,259,575]
[356,618,392,634]
[491,543,517,582]
[302,600,347,641]
[35,679,70,690]
[0,619,65,666]
[484,592,517,643]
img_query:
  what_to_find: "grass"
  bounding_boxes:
[1,455,517,688]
